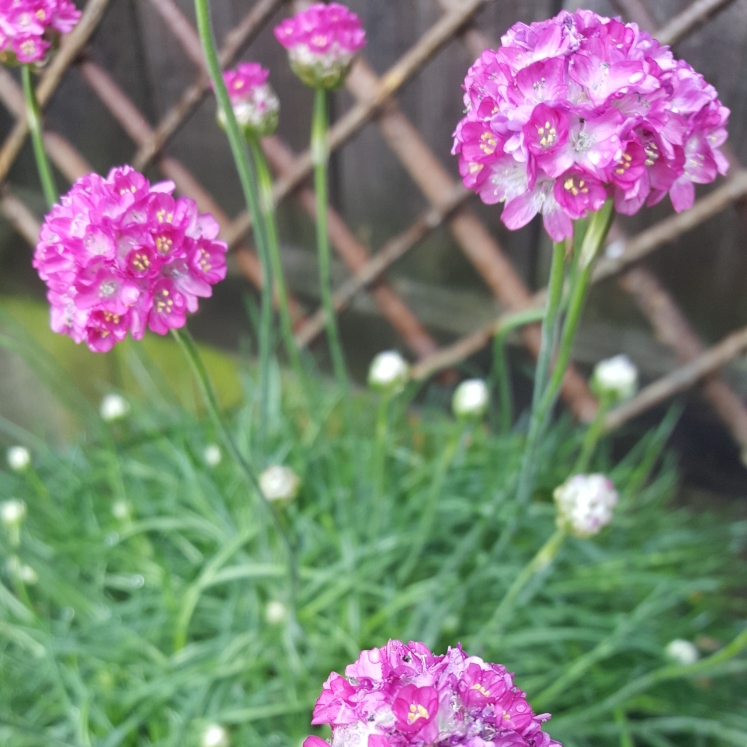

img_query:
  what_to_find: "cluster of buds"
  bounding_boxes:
[368,351,410,396]
[452,379,489,420]
[553,474,618,538]
[259,465,301,503]
[33,166,228,352]
[220,63,279,139]
[274,2,366,89]
[452,9,729,240]
[0,0,80,65]
[591,355,638,403]
[304,639,559,747]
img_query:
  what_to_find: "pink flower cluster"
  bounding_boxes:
[303,640,560,747]
[274,2,366,89]
[452,10,729,241]
[221,62,280,138]
[33,166,228,352]
[0,0,80,64]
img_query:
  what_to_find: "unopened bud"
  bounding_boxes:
[260,465,301,503]
[204,444,222,467]
[265,600,287,624]
[6,446,31,472]
[1,499,26,527]
[592,354,638,402]
[554,474,618,538]
[452,379,489,419]
[100,394,130,422]
[201,724,230,747]
[368,350,410,394]
[665,638,699,666]
[111,500,133,521]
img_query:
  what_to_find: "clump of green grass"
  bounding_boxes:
[0,332,745,747]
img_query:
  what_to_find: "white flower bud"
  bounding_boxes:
[202,724,230,747]
[204,444,222,467]
[554,474,618,538]
[265,600,287,624]
[665,638,699,666]
[6,446,31,472]
[259,465,301,503]
[368,350,410,394]
[592,354,638,402]
[1,499,26,527]
[100,394,130,422]
[452,379,489,419]
[111,500,132,521]
[18,563,38,585]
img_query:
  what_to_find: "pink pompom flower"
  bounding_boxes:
[452,10,729,241]
[220,62,279,139]
[274,2,366,89]
[33,166,228,353]
[303,639,561,747]
[0,0,81,65]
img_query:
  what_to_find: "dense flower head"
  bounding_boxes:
[452,9,729,241]
[33,166,228,352]
[0,0,81,64]
[220,62,279,138]
[554,474,618,537]
[304,639,560,747]
[368,350,410,394]
[591,354,638,402]
[274,2,366,89]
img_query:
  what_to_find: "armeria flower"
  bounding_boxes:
[100,393,130,421]
[305,640,559,747]
[6,445,31,472]
[220,62,279,139]
[453,379,489,420]
[33,166,228,352]
[665,639,699,666]
[452,10,729,240]
[259,465,301,503]
[368,350,410,395]
[201,724,230,747]
[554,474,618,538]
[591,354,638,402]
[274,2,366,89]
[0,0,81,65]
[0,499,26,527]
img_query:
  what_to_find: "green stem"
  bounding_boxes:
[312,87,347,389]
[193,0,272,452]
[371,393,391,533]
[575,392,613,473]
[170,329,297,592]
[22,65,57,208]
[474,527,565,648]
[491,307,547,434]
[247,138,305,383]
[397,425,466,583]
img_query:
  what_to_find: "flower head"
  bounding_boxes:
[591,354,638,402]
[100,393,130,422]
[665,639,699,666]
[259,465,301,503]
[274,3,366,89]
[201,724,230,747]
[554,474,618,537]
[0,499,26,527]
[203,444,222,467]
[220,62,279,138]
[453,379,489,419]
[0,0,81,65]
[265,600,287,624]
[306,640,559,747]
[33,166,228,352]
[6,445,31,472]
[368,350,410,395]
[452,10,729,240]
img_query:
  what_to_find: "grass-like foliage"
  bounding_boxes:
[0,334,745,747]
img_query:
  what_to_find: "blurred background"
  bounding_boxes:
[1,0,747,498]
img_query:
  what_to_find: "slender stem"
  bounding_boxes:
[21,65,57,208]
[248,138,305,383]
[170,329,297,592]
[491,307,547,434]
[312,87,347,389]
[193,0,273,451]
[473,527,565,648]
[575,392,613,473]
[371,393,391,533]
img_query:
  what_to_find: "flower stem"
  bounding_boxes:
[474,527,565,648]
[193,0,273,452]
[371,392,391,533]
[22,65,57,208]
[575,391,613,473]
[170,328,297,592]
[247,138,305,383]
[312,87,347,390]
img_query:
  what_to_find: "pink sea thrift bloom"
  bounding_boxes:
[305,639,561,747]
[274,2,366,89]
[220,62,279,138]
[0,0,81,65]
[33,166,228,352]
[452,10,729,240]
